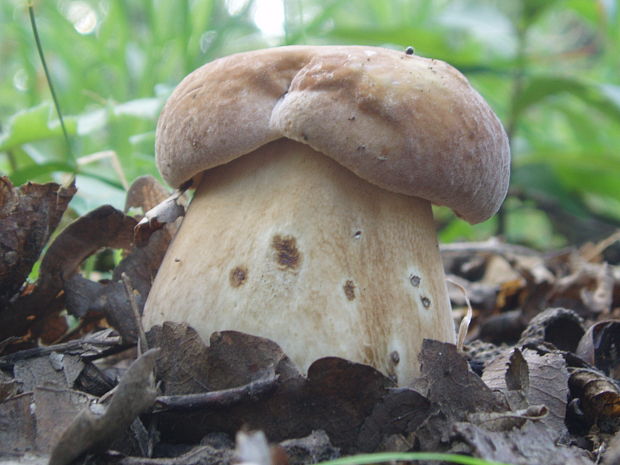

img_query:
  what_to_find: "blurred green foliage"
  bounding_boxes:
[1,0,619,248]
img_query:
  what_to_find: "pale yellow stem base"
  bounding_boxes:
[143,139,455,385]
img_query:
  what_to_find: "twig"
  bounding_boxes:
[440,238,540,257]
[582,229,620,262]
[153,375,279,413]
[0,329,122,368]
[121,273,149,355]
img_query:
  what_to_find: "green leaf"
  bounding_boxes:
[0,103,77,154]
[520,0,561,25]
[317,451,512,465]
[511,163,590,217]
[514,77,620,122]
[9,161,76,185]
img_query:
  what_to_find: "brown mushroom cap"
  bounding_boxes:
[156,45,510,224]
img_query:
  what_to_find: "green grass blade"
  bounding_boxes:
[317,452,513,465]
[27,2,75,168]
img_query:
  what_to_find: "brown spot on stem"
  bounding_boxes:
[272,235,301,270]
[409,274,421,287]
[421,296,431,308]
[343,280,356,301]
[230,266,248,287]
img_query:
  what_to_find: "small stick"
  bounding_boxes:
[121,273,148,355]
[153,375,279,413]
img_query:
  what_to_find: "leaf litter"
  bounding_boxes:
[0,178,620,464]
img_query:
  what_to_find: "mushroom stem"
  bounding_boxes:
[143,138,455,385]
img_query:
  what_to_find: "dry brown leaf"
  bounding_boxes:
[2,205,136,344]
[453,420,594,465]
[569,368,620,423]
[48,348,159,465]
[576,320,620,378]
[0,177,76,306]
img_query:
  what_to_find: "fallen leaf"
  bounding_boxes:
[419,339,506,421]
[0,177,76,306]
[148,324,395,452]
[518,307,585,352]
[453,420,594,465]
[3,205,135,343]
[357,387,430,452]
[48,348,159,465]
[14,353,84,392]
[576,320,620,378]
[569,368,620,424]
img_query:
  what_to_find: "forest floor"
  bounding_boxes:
[1,175,620,465]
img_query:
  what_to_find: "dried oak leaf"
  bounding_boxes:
[280,430,340,465]
[356,387,430,452]
[124,175,173,214]
[14,352,84,392]
[121,175,180,300]
[146,322,212,395]
[576,320,620,378]
[419,339,506,421]
[60,177,177,341]
[148,324,397,452]
[3,205,135,343]
[0,392,37,456]
[414,340,509,453]
[0,386,94,457]
[0,177,76,306]
[453,420,594,465]
[483,347,569,437]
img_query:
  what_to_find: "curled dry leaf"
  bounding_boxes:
[3,174,178,347]
[552,259,614,315]
[576,320,620,378]
[518,307,585,352]
[133,181,188,247]
[48,348,159,465]
[124,175,174,214]
[0,177,76,307]
[569,368,620,424]
[2,205,135,343]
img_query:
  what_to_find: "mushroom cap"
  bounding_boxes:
[156,45,510,224]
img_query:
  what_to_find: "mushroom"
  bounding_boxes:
[142,45,510,385]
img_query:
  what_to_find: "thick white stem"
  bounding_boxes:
[143,139,455,385]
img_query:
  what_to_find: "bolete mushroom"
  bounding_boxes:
[142,45,510,385]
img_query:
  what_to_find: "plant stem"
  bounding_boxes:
[28,2,75,168]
